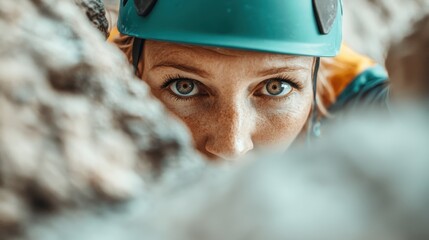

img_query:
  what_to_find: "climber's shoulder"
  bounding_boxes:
[108,26,121,43]
[324,44,389,113]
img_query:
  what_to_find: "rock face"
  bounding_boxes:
[0,0,202,237]
[342,0,429,64]
[74,0,110,38]
[22,110,429,240]
[386,15,429,100]
[141,109,429,240]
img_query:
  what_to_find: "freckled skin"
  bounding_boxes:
[140,40,314,160]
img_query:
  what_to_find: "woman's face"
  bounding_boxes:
[141,40,314,160]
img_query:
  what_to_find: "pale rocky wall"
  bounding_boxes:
[75,0,110,38]
[0,0,203,238]
[343,0,429,64]
[386,14,429,99]
[140,108,429,240]
[22,109,429,240]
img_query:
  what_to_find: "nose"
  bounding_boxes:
[204,103,254,160]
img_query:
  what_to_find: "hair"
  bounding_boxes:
[113,34,335,119]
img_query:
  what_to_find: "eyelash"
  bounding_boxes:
[160,74,302,101]
[160,74,185,89]
[272,74,303,90]
[254,75,302,100]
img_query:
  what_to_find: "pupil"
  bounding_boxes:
[177,80,194,94]
[267,80,284,95]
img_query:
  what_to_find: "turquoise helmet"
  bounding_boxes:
[118,0,343,57]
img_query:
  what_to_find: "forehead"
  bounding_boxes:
[144,40,313,68]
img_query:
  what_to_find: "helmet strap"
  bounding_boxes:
[307,57,321,144]
[132,38,145,76]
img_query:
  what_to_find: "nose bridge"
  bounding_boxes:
[205,99,254,159]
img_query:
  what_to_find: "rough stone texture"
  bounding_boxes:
[386,15,429,100]
[74,0,110,38]
[141,108,429,240]
[21,108,429,240]
[103,0,119,33]
[0,0,203,238]
[343,0,429,64]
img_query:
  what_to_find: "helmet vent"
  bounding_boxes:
[134,0,158,17]
[313,0,338,35]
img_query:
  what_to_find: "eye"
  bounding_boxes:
[260,79,292,96]
[169,79,199,97]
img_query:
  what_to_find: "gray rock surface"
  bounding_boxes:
[141,108,429,240]
[0,0,203,238]
[343,0,429,64]
[386,15,429,100]
[22,108,429,240]
[74,0,110,38]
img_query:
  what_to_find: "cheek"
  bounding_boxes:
[254,110,310,148]
[253,93,313,148]
[157,106,214,157]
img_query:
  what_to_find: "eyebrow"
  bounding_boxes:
[151,61,307,79]
[151,61,210,78]
[256,66,307,77]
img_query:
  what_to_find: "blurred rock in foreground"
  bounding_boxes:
[74,0,110,38]
[23,107,429,240]
[141,107,429,240]
[0,0,203,238]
